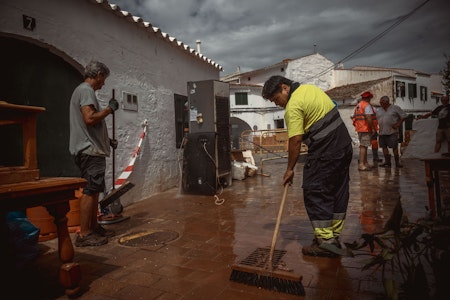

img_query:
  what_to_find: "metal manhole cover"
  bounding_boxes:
[119,229,179,247]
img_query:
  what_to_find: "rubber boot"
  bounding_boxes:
[379,154,391,167]
[394,155,403,168]
[372,149,381,164]
[318,237,354,257]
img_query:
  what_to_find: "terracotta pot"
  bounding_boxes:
[26,188,82,241]
[26,206,57,242]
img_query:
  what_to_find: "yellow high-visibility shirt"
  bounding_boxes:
[285,84,335,138]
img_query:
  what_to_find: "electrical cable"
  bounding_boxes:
[177,135,187,193]
[202,141,226,205]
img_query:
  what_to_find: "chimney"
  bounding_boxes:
[196,40,201,54]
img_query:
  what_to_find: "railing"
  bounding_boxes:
[239,129,308,175]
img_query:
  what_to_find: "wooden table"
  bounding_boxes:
[1,177,86,297]
[422,157,450,219]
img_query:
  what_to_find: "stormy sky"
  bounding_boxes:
[110,0,450,75]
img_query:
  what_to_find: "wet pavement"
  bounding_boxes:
[11,149,449,299]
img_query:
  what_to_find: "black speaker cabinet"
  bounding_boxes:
[182,132,217,195]
[182,80,232,195]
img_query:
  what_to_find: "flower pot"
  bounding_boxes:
[26,188,82,241]
[26,206,57,242]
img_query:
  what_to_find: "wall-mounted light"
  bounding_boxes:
[196,112,203,124]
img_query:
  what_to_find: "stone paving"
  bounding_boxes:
[10,150,448,299]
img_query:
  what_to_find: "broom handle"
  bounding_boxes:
[112,89,115,190]
[268,184,289,270]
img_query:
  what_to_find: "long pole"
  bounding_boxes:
[112,89,115,190]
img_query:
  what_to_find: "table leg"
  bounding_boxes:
[434,170,442,218]
[46,203,81,297]
[424,161,436,219]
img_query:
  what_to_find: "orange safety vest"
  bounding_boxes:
[352,100,378,133]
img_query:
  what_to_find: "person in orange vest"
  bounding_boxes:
[352,100,381,164]
[352,91,378,171]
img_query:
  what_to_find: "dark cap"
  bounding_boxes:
[361,91,373,99]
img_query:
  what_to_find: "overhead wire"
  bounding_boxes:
[300,0,431,84]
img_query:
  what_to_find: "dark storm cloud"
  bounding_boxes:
[111,0,450,74]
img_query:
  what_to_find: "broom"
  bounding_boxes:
[99,89,134,211]
[229,184,305,296]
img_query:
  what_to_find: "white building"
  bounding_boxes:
[225,53,335,147]
[0,0,222,206]
[222,54,445,150]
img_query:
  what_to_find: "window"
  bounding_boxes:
[420,86,428,101]
[275,119,284,129]
[235,92,248,105]
[396,81,405,97]
[122,92,138,111]
[408,83,417,98]
[174,94,189,148]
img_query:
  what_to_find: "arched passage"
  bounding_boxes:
[0,36,83,177]
[230,117,252,150]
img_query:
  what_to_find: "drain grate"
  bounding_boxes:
[238,247,286,268]
[119,229,179,247]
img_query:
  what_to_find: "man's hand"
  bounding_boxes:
[108,99,119,112]
[110,138,118,149]
[371,132,378,140]
[282,169,294,186]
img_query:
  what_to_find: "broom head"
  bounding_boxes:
[229,247,305,296]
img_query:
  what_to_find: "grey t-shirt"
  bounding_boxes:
[376,104,408,136]
[69,82,110,157]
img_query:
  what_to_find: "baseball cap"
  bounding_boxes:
[361,91,373,99]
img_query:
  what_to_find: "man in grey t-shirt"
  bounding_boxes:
[376,96,407,168]
[69,61,119,247]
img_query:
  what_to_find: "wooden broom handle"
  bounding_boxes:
[112,89,115,189]
[268,184,289,269]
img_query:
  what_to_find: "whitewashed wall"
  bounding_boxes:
[239,66,285,86]
[333,69,394,86]
[286,53,335,91]
[0,0,221,206]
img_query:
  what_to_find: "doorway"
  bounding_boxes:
[0,36,83,176]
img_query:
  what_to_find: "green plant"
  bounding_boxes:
[348,199,450,300]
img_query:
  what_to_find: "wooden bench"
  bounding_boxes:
[1,101,86,297]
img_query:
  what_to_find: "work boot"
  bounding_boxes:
[372,149,381,165]
[394,155,403,168]
[302,238,339,258]
[379,154,391,167]
[318,237,354,257]
[372,149,382,163]
[94,225,116,237]
[75,232,108,247]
